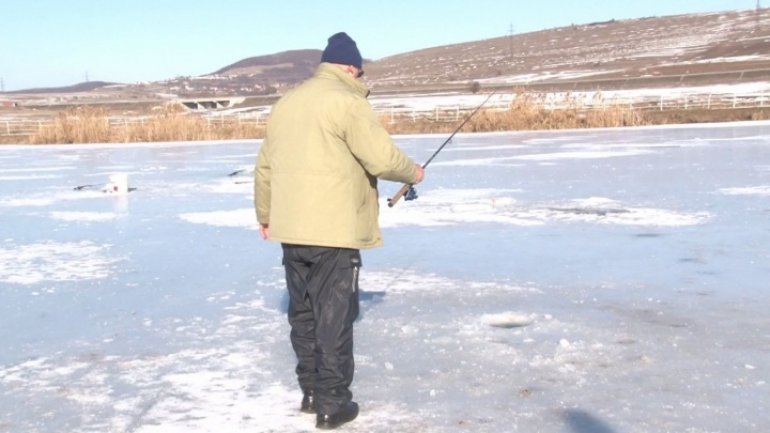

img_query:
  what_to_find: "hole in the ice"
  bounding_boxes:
[635,232,665,238]
[359,290,386,302]
[678,257,706,264]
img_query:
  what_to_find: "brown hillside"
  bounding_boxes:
[365,9,770,92]
[212,49,322,81]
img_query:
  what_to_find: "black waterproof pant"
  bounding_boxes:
[281,244,361,414]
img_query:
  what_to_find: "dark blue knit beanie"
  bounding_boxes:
[321,32,363,69]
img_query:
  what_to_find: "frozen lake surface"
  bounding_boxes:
[1,122,769,432]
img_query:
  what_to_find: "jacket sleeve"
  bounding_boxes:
[343,98,417,184]
[254,135,271,225]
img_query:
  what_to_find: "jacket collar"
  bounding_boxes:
[315,62,370,98]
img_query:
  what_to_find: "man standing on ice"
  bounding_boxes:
[254,32,424,430]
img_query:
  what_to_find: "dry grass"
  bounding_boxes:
[16,90,766,144]
[30,107,112,144]
[25,91,647,144]
[383,91,647,135]
[29,105,265,144]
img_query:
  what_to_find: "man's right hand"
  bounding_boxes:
[413,164,425,184]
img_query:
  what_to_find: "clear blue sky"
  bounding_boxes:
[0,0,752,91]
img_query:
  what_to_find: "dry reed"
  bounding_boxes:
[383,90,646,135]
[30,107,112,144]
[29,105,265,144]
[26,91,650,144]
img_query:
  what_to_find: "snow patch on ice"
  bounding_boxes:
[382,188,537,227]
[0,174,61,181]
[0,190,106,208]
[0,241,120,284]
[50,211,119,222]
[717,185,770,196]
[178,191,708,231]
[433,149,654,166]
[547,197,711,226]
[137,372,292,433]
[179,209,256,229]
[476,69,626,85]
[381,190,709,228]
[445,143,531,152]
[0,286,430,433]
[204,179,252,194]
[561,140,711,151]
[1,166,74,173]
[360,268,535,295]
[513,149,655,161]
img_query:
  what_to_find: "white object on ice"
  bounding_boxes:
[105,173,129,194]
[481,312,535,329]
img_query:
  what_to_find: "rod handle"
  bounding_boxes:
[387,183,412,208]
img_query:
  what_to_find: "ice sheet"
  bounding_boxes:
[1,122,769,433]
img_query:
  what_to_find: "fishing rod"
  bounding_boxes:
[387,91,497,207]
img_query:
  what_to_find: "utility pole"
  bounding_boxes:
[0,77,4,93]
[757,0,761,33]
[508,23,514,62]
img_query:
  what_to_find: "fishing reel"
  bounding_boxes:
[387,184,419,207]
[404,185,419,201]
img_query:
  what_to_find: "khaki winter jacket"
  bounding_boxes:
[254,63,417,249]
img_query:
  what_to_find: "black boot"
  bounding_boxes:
[316,401,358,430]
[301,389,315,414]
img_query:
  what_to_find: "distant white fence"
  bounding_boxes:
[2,91,769,140]
[0,114,269,140]
[376,91,770,123]
[1,119,43,137]
[572,92,770,111]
